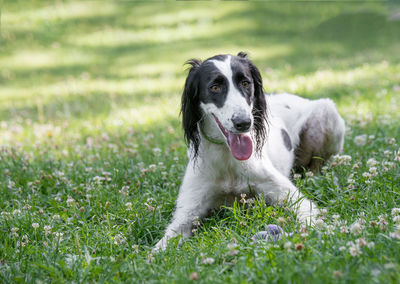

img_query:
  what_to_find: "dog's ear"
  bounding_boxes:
[181,59,202,158]
[248,58,268,154]
[237,51,248,58]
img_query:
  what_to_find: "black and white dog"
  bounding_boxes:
[154,52,345,251]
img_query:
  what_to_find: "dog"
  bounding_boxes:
[154,52,345,251]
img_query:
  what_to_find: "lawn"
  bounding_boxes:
[1,1,400,283]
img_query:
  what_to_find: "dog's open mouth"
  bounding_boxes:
[213,115,253,161]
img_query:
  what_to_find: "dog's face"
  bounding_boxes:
[181,52,267,160]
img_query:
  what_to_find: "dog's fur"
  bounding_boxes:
[154,53,345,251]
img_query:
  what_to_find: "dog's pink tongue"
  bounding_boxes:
[228,133,253,160]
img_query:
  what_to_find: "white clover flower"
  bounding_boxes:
[119,186,129,196]
[326,225,335,235]
[349,243,362,257]
[356,238,367,247]
[125,202,132,211]
[11,227,19,237]
[340,226,349,234]
[54,232,64,241]
[21,235,29,246]
[192,216,201,226]
[305,171,314,178]
[132,244,139,253]
[1,212,11,217]
[293,173,301,180]
[240,193,246,204]
[389,225,400,240]
[336,155,352,165]
[332,214,340,226]
[283,241,292,251]
[354,135,367,146]
[320,208,328,215]
[339,246,346,251]
[384,150,392,158]
[246,198,255,206]
[378,215,388,230]
[93,176,105,183]
[102,171,111,177]
[350,222,363,235]
[315,218,325,229]
[367,241,375,249]
[362,172,372,179]
[383,161,395,169]
[113,234,126,245]
[66,196,75,207]
[32,223,39,229]
[200,253,215,264]
[8,180,16,189]
[23,204,32,210]
[366,158,378,167]
[12,209,21,215]
[391,208,400,216]
[202,257,215,264]
[44,225,52,236]
[369,167,378,176]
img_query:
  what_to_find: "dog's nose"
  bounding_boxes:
[232,116,251,132]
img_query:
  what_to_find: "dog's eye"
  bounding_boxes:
[210,85,221,92]
[241,81,250,88]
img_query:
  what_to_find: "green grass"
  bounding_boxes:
[1,1,400,283]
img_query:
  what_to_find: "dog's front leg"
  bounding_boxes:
[154,170,215,252]
[255,161,319,225]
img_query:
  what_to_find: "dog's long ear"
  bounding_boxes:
[181,59,202,158]
[248,58,268,154]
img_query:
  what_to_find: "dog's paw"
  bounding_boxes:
[153,237,168,253]
[297,202,320,226]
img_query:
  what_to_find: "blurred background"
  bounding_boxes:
[1,1,400,149]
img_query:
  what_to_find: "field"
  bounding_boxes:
[1,1,400,283]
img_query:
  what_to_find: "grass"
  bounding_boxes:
[1,1,400,283]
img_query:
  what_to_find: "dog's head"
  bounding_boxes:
[181,52,267,160]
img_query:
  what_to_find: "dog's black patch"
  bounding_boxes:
[281,128,292,151]
[230,56,254,105]
[198,61,229,108]
[285,105,291,109]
